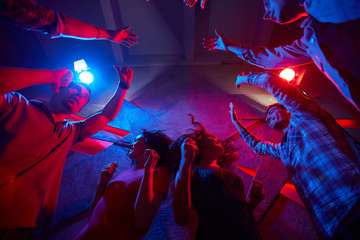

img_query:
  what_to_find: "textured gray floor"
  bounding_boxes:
[37,64,320,240]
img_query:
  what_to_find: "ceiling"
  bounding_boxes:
[1,0,277,65]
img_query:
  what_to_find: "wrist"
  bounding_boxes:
[119,81,130,89]
[51,70,59,85]
[96,27,110,39]
[98,179,109,186]
[227,41,242,54]
[231,119,238,125]
[144,167,154,175]
[180,159,193,170]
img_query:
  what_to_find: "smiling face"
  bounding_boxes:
[263,0,306,24]
[49,82,90,114]
[266,105,291,131]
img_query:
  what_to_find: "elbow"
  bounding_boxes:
[173,210,189,227]
[134,223,151,232]
[100,113,114,122]
[102,113,115,122]
[134,212,152,231]
[107,115,116,122]
[174,216,188,227]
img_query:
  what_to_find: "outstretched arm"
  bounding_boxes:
[203,28,243,54]
[62,16,138,47]
[203,29,312,69]
[80,65,133,139]
[134,150,166,231]
[173,138,198,226]
[89,162,118,220]
[229,102,281,159]
[146,0,206,9]
[183,0,206,9]
[235,72,309,112]
[0,67,72,102]
[0,0,138,47]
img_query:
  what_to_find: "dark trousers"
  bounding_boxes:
[331,200,360,240]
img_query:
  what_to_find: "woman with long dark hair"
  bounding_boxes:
[172,115,263,240]
[75,130,178,240]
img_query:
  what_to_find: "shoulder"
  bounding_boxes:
[0,92,31,112]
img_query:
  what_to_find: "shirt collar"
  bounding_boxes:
[29,100,55,124]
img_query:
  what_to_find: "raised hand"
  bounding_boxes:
[249,180,265,205]
[114,65,133,89]
[200,0,206,9]
[229,102,240,123]
[181,138,198,166]
[144,149,160,171]
[235,72,249,88]
[52,68,73,93]
[108,26,138,48]
[183,0,206,9]
[203,28,231,51]
[100,162,118,183]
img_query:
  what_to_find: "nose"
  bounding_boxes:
[263,11,271,20]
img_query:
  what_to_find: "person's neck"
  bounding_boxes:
[135,157,146,169]
[197,161,220,168]
[282,119,291,133]
[198,153,220,168]
[283,125,290,133]
[51,113,68,123]
[46,102,69,123]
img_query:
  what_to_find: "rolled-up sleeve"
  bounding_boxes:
[238,126,282,160]
[238,38,312,69]
[0,0,65,37]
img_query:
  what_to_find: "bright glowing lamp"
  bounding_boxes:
[79,71,94,84]
[74,59,89,73]
[74,59,94,84]
[279,68,296,82]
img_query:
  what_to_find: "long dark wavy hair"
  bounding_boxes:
[128,130,179,180]
[169,115,238,169]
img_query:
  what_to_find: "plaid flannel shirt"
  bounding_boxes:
[239,72,360,238]
[0,0,65,37]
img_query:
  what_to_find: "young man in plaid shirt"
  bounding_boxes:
[230,72,360,239]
